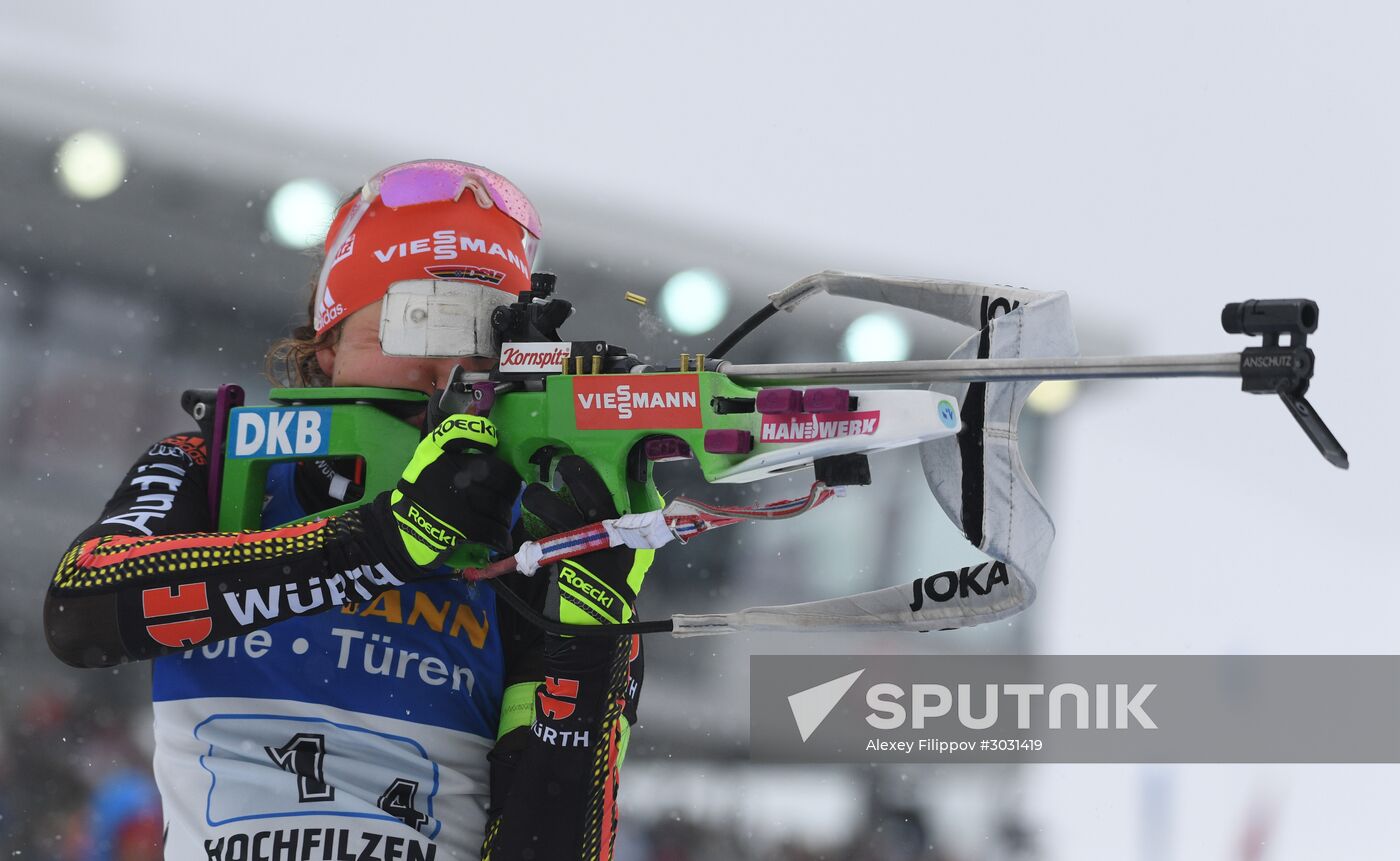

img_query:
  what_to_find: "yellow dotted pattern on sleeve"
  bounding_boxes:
[52,518,342,591]
[580,635,633,860]
[480,818,501,860]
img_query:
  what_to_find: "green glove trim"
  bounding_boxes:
[402,415,499,482]
[497,681,538,739]
[616,713,632,766]
[553,550,655,629]
[627,548,654,597]
[389,490,467,567]
[388,414,517,568]
[557,559,631,626]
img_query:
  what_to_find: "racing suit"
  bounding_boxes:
[45,431,642,860]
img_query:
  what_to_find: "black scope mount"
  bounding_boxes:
[1222,299,1348,469]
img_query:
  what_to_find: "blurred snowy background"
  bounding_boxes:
[0,2,1394,859]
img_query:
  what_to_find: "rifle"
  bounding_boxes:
[184,271,1346,637]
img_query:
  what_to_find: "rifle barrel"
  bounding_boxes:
[717,352,1241,385]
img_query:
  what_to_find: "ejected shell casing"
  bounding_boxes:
[624,292,647,306]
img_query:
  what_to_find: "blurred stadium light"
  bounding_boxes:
[0,70,1058,861]
[842,311,913,362]
[659,267,730,335]
[266,177,339,249]
[54,129,127,200]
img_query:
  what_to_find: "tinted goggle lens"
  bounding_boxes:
[371,160,541,239]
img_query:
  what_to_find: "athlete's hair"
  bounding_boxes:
[264,190,358,387]
[263,258,341,387]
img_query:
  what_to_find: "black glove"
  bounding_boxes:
[384,414,521,568]
[521,455,652,626]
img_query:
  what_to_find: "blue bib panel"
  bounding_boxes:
[150,461,507,859]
